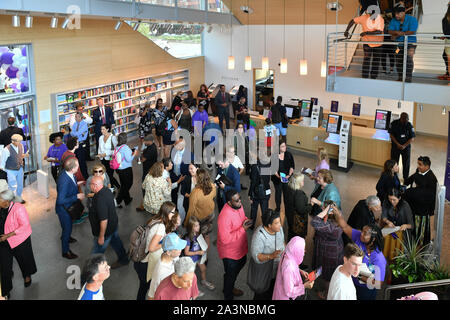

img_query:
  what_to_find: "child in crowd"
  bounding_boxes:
[263,118,278,148]
[184,216,215,291]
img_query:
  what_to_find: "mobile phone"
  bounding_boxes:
[244,219,253,227]
[308,266,323,282]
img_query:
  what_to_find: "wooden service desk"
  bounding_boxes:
[322,110,375,128]
[286,122,391,169]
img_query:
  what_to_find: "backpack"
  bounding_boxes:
[110,145,124,170]
[128,224,151,262]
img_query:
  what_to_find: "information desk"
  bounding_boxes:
[322,110,375,128]
[286,123,390,168]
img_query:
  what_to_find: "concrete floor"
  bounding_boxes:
[6,133,449,300]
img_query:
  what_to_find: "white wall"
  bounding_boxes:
[204,24,414,121]
[415,103,449,137]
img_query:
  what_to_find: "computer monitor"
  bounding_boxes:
[300,100,312,117]
[374,109,392,130]
[326,114,342,134]
[285,104,299,119]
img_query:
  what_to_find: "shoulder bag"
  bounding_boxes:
[65,199,85,221]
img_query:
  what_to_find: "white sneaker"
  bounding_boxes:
[198,290,205,298]
[201,280,216,290]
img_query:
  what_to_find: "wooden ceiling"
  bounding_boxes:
[221,0,360,25]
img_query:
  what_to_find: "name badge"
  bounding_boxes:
[400,134,406,138]
[265,189,271,196]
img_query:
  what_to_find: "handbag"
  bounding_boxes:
[255,166,268,199]
[65,199,85,221]
[247,229,276,294]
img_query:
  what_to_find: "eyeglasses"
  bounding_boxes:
[94,170,103,173]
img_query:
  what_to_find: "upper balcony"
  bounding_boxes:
[325,31,450,106]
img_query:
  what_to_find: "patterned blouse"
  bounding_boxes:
[142,175,172,214]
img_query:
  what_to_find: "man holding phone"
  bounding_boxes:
[217,189,250,300]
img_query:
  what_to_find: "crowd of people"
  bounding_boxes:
[0,73,441,301]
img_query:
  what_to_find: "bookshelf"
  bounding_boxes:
[51,69,189,156]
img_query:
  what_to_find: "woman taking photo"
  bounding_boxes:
[310,169,341,216]
[376,159,401,202]
[0,190,37,299]
[381,188,413,263]
[248,209,285,300]
[114,132,138,208]
[272,236,314,300]
[333,204,386,300]
[310,203,344,299]
[184,168,216,250]
[96,124,120,190]
[138,102,155,149]
[271,141,295,213]
[284,172,312,242]
[143,162,172,215]
[178,163,198,225]
[133,201,178,300]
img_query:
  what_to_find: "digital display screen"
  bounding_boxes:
[374,109,391,130]
[300,100,312,117]
[327,114,341,134]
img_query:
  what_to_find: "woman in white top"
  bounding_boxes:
[133,201,178,301]
[95,124,120,189]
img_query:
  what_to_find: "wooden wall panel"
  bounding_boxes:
[223,0,360,25]
[0,15,204,161]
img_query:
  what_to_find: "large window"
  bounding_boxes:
[208,0,229,13]
[137,0,175,6]
[136,22,202,58]
[0,45,31,98]
[177,0,203,10]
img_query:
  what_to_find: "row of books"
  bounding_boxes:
[56,81,172,105]
[115,107,137,118]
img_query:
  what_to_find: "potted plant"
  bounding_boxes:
[389,232,434,285]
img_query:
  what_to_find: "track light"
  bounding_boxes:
[12,14,20,27]
[114,20,122,30]
[442,107,447,115]
[61,17,70,29]
[133,21,141,31]
[50,16,58,28]
[25,15,33,28]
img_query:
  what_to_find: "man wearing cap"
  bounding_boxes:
[88,175,129,269]
[147,232,188,300]
[0,134,28,203]
[388,3,418,82]
[153,256,199,300]
[345,5,384,79]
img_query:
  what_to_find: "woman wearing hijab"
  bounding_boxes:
[272,236,314,300]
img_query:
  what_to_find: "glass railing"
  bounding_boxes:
[326,32,449,88]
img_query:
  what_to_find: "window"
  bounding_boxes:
[177,0,203,10]
[136,23,202,58]
[208,0,230,13]
[0,44,31,98]
[137,0,175,6]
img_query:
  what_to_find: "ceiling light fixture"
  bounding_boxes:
[61,17,70,29]
[228,0,235,70]
[280,0,287,74]
[133,21,141,31]
[25,15,33,28]
[327,1,343,12]
[244,0,252,71]
[12,14,20,27]
[262,0,269,70]
[300,0,308,75]
[50,16,58,28]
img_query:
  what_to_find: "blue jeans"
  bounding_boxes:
[91,229,129,265]
[56,210,72,254]
[223,255,247,300]
[6,167,24,197]
[273,122,286,136]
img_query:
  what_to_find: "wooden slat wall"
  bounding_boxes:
[222,0,360,25]
[0,15,204,160]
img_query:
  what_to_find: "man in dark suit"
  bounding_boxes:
[88,176,129,269]
[55,157,85,259]
[92,97,115,153]
[0,117,28,146]
[216,159,241,213]
[214,85,232,131]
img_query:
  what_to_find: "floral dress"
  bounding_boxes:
[142,175,171,214]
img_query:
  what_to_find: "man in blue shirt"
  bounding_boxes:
[388,3,418,82]
[71,112,89,179]
[78,254,110,300]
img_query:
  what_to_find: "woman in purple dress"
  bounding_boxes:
[44,132,68,183]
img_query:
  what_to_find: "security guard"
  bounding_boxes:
[388,112,415,181]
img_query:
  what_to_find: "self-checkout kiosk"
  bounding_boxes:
[325,114,353,171]
[372,109,392,141]
[310,104,323,128]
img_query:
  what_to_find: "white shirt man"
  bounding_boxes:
[69,107,93,127]
[327,243,364,300]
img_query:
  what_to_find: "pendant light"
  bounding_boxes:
[321,2,328,78]
[25,15,33,28]
[280,0,287,74]
[262,0,269,70]
[12,14,20,27]
[228,0,235,70]
[244,0,252,71]
[300,0,308,75]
